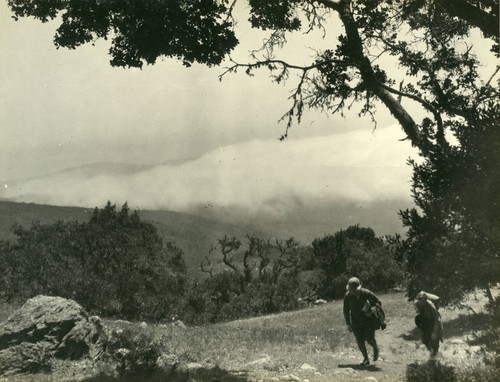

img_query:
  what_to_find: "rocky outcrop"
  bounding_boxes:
[0,295,103,375]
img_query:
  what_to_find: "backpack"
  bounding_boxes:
[370,303,387,330]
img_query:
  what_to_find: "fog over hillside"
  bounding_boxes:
[1,127,416,238]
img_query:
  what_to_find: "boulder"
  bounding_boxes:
[281,374,301,381]
[313,299,327,305]
[245,355,272,368]
[300,363,317,371]
[0,342,52,375]
[0,295,103,375]
[55,315,102,360]
[171,320,187,329]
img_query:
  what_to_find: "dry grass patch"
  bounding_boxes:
[103,292,415,377]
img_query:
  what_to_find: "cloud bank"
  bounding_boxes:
[2,126,417,221]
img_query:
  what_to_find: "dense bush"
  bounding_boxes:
[406,360,456,382]
[344,241,405,292]
[475,296,500,370]
[0,202,187,321]
[105,327,163,373]
[178,267,302,325]
[310,225,404,299]
[406,359,500,382]
[401,114,500,306]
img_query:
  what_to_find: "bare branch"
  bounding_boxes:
[220,57,355,80]
[279,69,308,140]
[220,56,359,137]
[299,1,330,37]
[224,0,239,23]
[218,235,241,273]
[250,29,287,60]
[273,238,301,278]
[201,245,216,277]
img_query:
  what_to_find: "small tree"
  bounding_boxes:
[345,240,404,292]
[311,225,393,298]
[195,235,305,322]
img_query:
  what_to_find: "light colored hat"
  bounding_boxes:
[416,291,440,302]
[346,277,361,291]
[416,291,428,301]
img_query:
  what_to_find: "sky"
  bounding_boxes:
[0,1,423,234]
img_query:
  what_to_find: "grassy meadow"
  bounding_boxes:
[0,290,495,382]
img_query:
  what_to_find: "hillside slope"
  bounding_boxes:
[0,200,269,271]
[0,198,411,272]
[0,291,492,382]
[159,291,491,382]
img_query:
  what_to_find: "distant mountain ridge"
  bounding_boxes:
[1,159,197,184]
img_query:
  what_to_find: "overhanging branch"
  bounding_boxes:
[379,82,446,146]
[219,57,358,80]
[336,0,434,155]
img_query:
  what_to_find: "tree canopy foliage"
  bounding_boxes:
[8,0,238,68]
[8,0,500,304]
[311,225,403,298]
[0,202,187,320]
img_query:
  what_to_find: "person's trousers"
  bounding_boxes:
[352,323,378,359]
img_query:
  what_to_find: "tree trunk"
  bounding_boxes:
[485,283,495,306]
[335,0,433,156]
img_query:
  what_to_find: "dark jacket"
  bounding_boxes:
[415,300,443,341]
[343,288,381,326]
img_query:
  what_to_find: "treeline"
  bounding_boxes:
[0,202,404,324]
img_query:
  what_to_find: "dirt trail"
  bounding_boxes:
[242,299,490,382]
[245,333,484,382]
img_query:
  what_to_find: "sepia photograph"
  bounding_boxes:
[0,1,498,381]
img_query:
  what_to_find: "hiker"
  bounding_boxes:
[414,291,443,355]
[343,277,381,365]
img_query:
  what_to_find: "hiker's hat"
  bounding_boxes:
[416,291,440,302]
[346,277,361,291]
[416,291,427,301]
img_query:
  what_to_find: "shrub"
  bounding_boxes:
[406,360,456,382]
[345,242,405,292]
[311,225,404,298]
[106,327,163,373]
[477,296,500,369]
[456,365,500,382]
